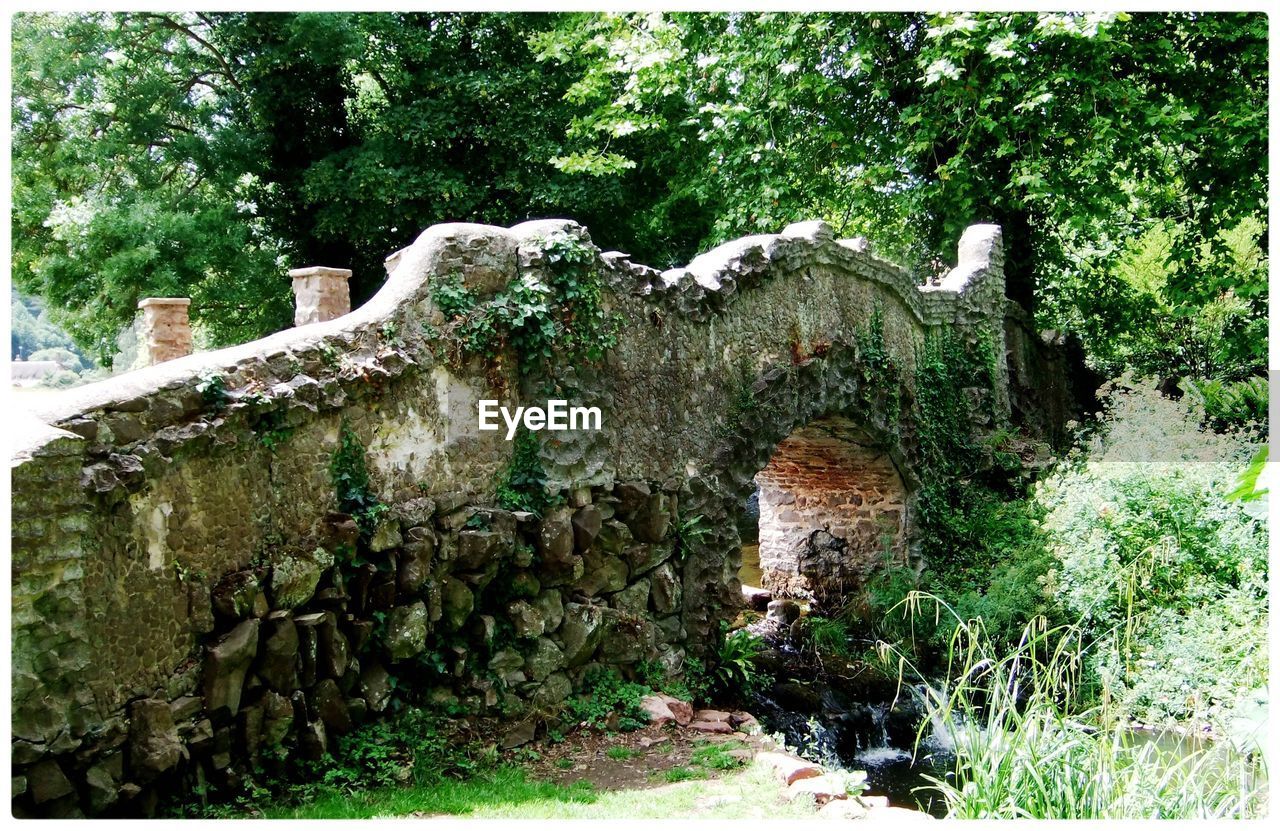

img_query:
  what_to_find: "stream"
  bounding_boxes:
[736,543,1262,818]
[738,543,953,815]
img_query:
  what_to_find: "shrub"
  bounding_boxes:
[1037,382,1268,726]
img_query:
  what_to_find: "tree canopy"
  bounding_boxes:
[10,11,1267,379]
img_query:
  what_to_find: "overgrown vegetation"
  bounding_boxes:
[428,230,618,378]
[880,602,1267,819]
[495,427,551,515]
[564,668,651,732]
[329,422,389,538]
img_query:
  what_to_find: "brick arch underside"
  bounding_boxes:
[755,417,909,601]
[674,338,922,639]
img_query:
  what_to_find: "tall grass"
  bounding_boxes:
[879,592,1268,819]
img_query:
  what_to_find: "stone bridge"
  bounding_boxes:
[10,218,1072,816]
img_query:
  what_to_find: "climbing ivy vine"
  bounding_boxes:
[428,230,618,380]
[330,423,389,538]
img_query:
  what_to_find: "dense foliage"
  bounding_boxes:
[1038,383,1268,726]
[11,11,1268,383]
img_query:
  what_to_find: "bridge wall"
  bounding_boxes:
[10,217,1061,816]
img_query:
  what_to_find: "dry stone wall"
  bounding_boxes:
[10,217,1071,817]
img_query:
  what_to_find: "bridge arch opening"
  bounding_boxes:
[742,415,911,606]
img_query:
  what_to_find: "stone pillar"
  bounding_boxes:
[288,267,352,326]
[137,298,193,365]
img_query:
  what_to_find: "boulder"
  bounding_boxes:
[84,752,124,814]
[742,584,772,611]
[532,672,573,707]
[611,580,650,616]
[785,773,853,805]
[624,541,674,577]
[575,555,628,597]
[594,519,634,556]
[649,563,682,614]
[688,719,734,734]
[441,578,474,632]
[657,694,693,726]
[128,699,183,783]
[398,528,434,593]
[360,661,393,713]
[203,619,260,716]
[317,614,350,678]
[386,601,428,661]
[766,598,801,625]
[368,517,403,553]
[507,600,545,639]
[311,679,353,735]
[613,482,651,517]
[271,548,334,609]
[261,690,294,751]
[537,506,575,564]
[211,570,260,620]
[623,492,672,543]
[501,720,538,749]
[27,758,74,804]
[639,695,675,726]
[599,611,655,664]
[294,612,325,687]
[455,529,511,570]
[534,589,564,632]
[523,637,566,683]
[755,751,824,785]
[559,603,606,666]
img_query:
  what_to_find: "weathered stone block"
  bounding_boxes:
[27,758,74,804]
[507,600,545,640]
[611,580,650,616]
[523,637,566,682]
[575,555,628,597]
[385,601,428,660]
[650,563,682,615]
[571,505,603,552]
[128,699,182,783]
[203,619,260,717]
[558,603,606,666]
[311,679,352,735]
[359,661,393,713]
[257,617,299,692]
[211,570,260,620]
[537,507,574,564]
[441,578,474,632]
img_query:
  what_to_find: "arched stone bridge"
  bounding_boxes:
[10,218,1072,816]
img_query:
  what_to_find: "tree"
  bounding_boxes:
[11,13,291,363]
[536,11,1267,365]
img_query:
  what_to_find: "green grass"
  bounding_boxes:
[605,746,637,761]
[259,761,815,820]
[661,766,702,783]
[690,739,749,771]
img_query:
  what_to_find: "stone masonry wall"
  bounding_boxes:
[10,217,1068,816]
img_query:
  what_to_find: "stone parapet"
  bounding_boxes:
[288,266,352,326]
[137,298,193,365]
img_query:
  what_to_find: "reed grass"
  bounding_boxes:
[878,591,1268,819]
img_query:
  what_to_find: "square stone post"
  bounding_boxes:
[288,266,352,326]
[137,298,193,365]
